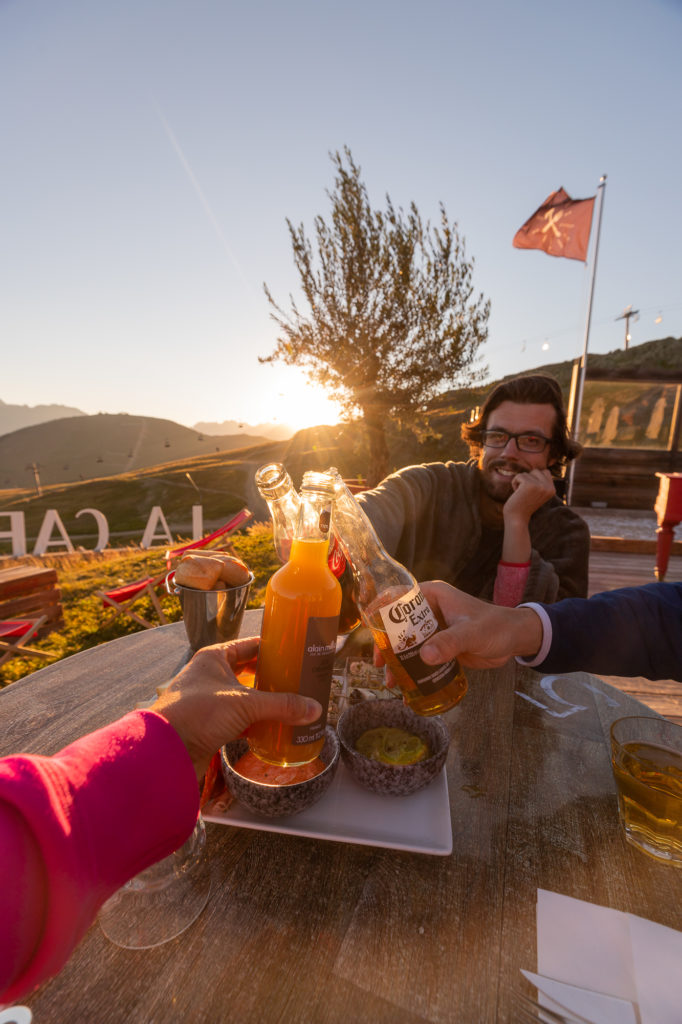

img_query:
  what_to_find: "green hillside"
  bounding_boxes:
[0,413,269,490]
[1,336,679,552]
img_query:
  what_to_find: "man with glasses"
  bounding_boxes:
[358,374,590,605]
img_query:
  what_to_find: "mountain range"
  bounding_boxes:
[0,398,86,435]
[192,418,294,441]
[0,399,291,443]
[0,414,272,490]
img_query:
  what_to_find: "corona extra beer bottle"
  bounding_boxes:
[326,470,467,717]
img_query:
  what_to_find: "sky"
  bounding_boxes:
[2,0,681,434]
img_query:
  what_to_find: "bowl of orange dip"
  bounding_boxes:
[220,727,340,818]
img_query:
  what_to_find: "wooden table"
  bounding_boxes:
[2,617,682,1023]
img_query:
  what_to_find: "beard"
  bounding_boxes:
[479,457,527,503]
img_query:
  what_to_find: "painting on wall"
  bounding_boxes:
[580,381,679,450]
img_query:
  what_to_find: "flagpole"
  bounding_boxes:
[566,174,607,506]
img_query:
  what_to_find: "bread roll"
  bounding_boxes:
[216,554,251,586]
[175,553,223,591]
[175,551,251,589]
[192,550,251,586]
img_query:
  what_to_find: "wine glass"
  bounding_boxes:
[98,815,211,949]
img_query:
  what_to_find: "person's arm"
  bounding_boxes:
[491,470,587,607]
[415,582,544,668]
[417,581,682,684]
[0,709,200,1004]
[0,638,321,1003]
[493,561,531,606]
[531,583,682,681]
[356,469,421,556]
[518,503,591,604]
[502,468,556,564]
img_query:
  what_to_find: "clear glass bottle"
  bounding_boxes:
[254,462,301,563]
[326,470,467,717]
[255,461,361,634]
[247,472,342,766]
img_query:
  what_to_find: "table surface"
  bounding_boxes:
[2,614,682,1023]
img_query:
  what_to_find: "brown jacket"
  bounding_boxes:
[357,460,590,603]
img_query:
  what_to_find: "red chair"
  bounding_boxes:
[0,616,54,668]
[165,507,252,568]
[96,573,169,631]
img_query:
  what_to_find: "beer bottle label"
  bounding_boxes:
[291,615,339,746]
[378,585,460,697]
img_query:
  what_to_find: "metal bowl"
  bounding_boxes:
[220,728,340,818]
[336,701,450,796]
[166,570,254,651]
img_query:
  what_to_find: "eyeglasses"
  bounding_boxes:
[481,430,550,453]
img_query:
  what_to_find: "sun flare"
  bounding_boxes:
[263,368,344,432]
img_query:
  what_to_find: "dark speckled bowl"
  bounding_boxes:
[220,727,340,818]
[337,701,450,796]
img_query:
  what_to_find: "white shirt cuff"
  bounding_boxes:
[514,603,552,667]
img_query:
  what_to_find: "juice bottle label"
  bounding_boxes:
[290,615,338,746]
[378,585,460,697]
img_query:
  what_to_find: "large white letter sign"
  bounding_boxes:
[141,506,173,549]
[0,512,27,556]
[76,508,110,551]
[33,510,75,555]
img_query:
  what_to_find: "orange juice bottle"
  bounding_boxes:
[255,460,361,635]
[248,473,341,766]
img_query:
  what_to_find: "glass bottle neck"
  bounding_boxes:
[331,481,385,558]
[296,485,334,544]
[325,472,415,608]
[255,462,298,503]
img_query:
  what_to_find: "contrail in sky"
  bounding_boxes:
[152,97,254,293]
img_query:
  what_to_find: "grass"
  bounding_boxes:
[0,522,280,686]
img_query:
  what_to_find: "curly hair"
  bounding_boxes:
[461,373,582,471]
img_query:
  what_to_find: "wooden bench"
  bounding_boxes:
[0,566,64,639]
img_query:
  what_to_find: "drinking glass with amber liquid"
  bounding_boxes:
[247,472,341,767]
[610,715,682,866]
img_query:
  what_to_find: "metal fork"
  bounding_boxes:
[510,988,592,1024]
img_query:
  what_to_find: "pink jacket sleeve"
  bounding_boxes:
[0,710,199,1003]
[493,560,531,607]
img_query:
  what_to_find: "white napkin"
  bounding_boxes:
[521,889,682,1024]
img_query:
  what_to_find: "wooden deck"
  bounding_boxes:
[587,548,682,725]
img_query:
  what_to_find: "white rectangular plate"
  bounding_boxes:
[204,762,453,856]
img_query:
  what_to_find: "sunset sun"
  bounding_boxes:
[265,369,345,432]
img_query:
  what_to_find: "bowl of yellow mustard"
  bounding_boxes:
[336,701,450,796]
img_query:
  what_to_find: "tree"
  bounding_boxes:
[261,148,490,485]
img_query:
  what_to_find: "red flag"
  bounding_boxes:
[513,187,595,261]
